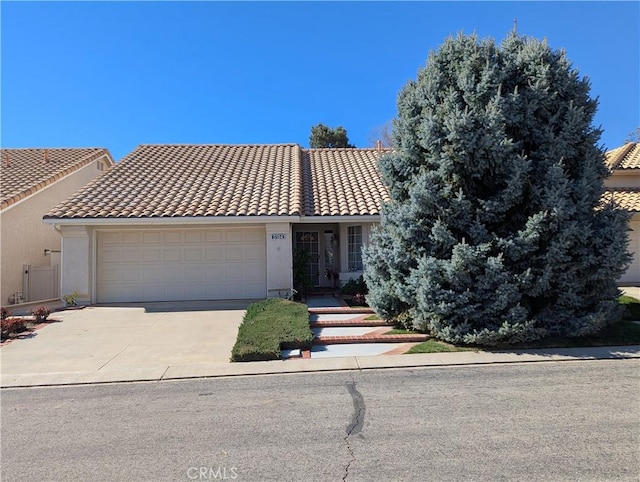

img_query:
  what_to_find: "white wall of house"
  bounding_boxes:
[60,225,92,304]
[266,223,293,297]
[1,161,106,305]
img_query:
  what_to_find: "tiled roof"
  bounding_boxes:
[604,189,640,212]
[302,148,391,216]
[45,144,302,219]
[0,148,113,210]
[605,142,640,170]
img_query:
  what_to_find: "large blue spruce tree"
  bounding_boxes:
[363,32,631,346]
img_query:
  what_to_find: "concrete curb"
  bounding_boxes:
[2,345,639,389]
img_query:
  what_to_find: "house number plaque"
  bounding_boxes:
[271,233,287,240]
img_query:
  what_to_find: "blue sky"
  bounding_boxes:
[2,1,638,161]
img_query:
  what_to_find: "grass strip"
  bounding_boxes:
[231,298,314,362]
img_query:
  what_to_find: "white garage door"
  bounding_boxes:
[97,227,266,303]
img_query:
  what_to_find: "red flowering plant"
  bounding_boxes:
[1,317,27,339]
[31,306,51,323]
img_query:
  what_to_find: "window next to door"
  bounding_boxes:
[347,225,363,272]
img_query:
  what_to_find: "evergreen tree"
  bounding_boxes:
[363,32,631,346]
[309,123,355,148]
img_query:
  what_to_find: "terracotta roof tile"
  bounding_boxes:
[605,142,640,170]
[45,144,302,219]
[0,148,113,210]
[302,148,391,216]
[603,189,640,212]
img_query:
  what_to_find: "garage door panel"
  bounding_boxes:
[225,246,243,262]
[143,266,163,282]
[185,231,203,243]
[163,249,182,262]
[100,250,120,264]
[143,232,162,244]
[245,229,264,242]
[205,231,223,243]
[246,248,265,261]
[184,265,204,281]
[121,267,141,282]
[204,248,224,261]
[184,248,202,261]
[97,228,267,302]
[243,283,265,299]
[226,231,243,243]
[122,249,142,263]
[143,249,162,262]
[246,263,265,279]
[100,268,120,283]
[164,232,181,243]
[101,232,120,244]
[163,266,184,282]
[121,232,141,244]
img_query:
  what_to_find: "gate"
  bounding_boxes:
[23,264,60,302]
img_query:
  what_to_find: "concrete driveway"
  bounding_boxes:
[1,300,250,380]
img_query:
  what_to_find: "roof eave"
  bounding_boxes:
[296,215,381,223]
[43,215,303,227]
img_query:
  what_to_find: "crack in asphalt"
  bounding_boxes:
[343,381,365,481]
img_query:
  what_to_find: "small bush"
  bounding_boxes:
[231,298,314,362]
[618,295,640,321]
[32,306,51,323]
[1,307,9,320]
[63,291,78,307]
[1,317,28,339]
[340,275,368,296]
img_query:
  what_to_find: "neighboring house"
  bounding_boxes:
[1,148,115,306]
[604,142,640,284]
[42,142,639,305]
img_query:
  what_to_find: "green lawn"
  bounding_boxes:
[406,339,474,354]
[231,298,314,362]
[402,296,640,354]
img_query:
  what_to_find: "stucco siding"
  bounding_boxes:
[1,161,105,305]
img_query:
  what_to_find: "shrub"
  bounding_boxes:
[1,307,9,320]
[231,298,314,362]
[1,317,27,339]
[340,275,368,296]
[62,291,78,307]
[292,249,313,299]
[618,295,640,321]
[32,306,51,323]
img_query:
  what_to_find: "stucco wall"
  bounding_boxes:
[266,223,293,297]
[604,172,640,189]
[1,161,105,305]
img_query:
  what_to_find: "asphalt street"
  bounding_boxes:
[2,360,638,481]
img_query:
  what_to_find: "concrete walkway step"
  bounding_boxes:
[308,307,375,315]
[314,333,430,345]
[310,318,394,328]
